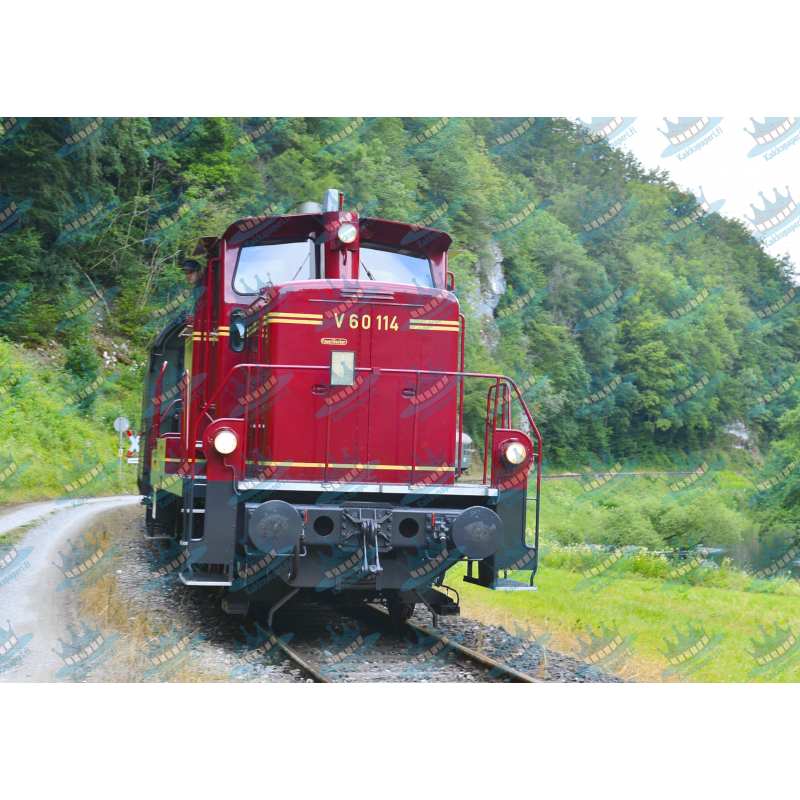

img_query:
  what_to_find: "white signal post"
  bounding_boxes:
[113,416,130,481]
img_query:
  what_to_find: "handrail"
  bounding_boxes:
[186,362,543,488]
[458,312,465,479]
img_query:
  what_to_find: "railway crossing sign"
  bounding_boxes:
[125,430,140,457]
[113,417,138,478]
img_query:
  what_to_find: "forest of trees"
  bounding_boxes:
[1,117,798,523]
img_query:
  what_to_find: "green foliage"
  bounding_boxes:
[1,117,798,532]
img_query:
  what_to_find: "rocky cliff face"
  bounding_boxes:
[470,242,506,319]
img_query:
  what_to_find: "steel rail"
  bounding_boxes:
[365,604,543,683]
[279,640,335,684]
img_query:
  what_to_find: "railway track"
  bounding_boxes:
[266,600,543,683]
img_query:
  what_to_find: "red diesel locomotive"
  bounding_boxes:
[139,190,542,624]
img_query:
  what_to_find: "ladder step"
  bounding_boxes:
[490,577,538,592]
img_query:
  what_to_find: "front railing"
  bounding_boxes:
[184,362,542,495]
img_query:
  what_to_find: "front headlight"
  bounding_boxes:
[502,441,527,466]
[214,430,238,455]
[337,222,357,244]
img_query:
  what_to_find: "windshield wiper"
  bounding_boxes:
[360,257,376,281]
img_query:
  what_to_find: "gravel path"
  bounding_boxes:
[1,499,626,682]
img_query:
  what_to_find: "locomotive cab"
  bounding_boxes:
[139,190,542,624]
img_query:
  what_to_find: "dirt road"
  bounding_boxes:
[0,496,140,682]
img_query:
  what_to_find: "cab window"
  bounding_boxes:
[233,239,314,294]
[359,244,434,288]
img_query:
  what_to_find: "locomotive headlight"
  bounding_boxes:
[502,441,528,466]
[213,430,238,455]
[337,223,357,244]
